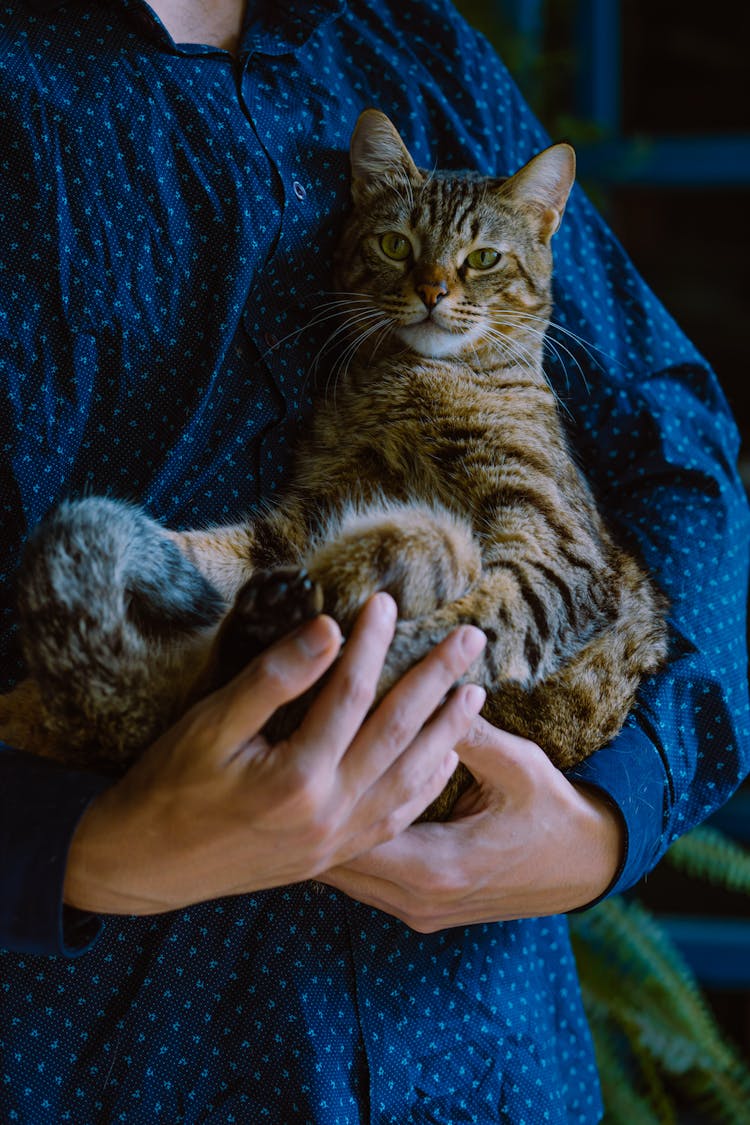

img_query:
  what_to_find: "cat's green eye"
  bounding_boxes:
[379,232,411,261]
[466,248,501,270]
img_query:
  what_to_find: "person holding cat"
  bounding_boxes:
[0,2,747,1123]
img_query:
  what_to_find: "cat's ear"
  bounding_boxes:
[501,144,576,242]
[349,109,424,203]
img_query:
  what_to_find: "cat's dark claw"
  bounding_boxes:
[215,566,325,684]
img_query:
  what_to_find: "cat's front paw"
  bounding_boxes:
[215,567,325,684]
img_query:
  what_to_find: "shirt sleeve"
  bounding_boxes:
[0,744,112,954]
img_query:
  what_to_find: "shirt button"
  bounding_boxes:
[264,331,278,349]
[292,181,307,202]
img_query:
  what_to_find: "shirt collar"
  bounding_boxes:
[243,1,346,55]
[24,0,348,43]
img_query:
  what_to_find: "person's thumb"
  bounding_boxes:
[454,718,547,791]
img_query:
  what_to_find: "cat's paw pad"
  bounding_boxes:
[217,567,325,680]
[235,566,325,631]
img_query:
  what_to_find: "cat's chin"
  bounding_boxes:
[395,320,475,360]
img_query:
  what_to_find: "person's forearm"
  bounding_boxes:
[63,781,181,915]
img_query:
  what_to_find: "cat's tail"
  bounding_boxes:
[17,497,225,767]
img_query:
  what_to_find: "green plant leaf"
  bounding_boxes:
[571,897,750,1124]
[664,826,750,895]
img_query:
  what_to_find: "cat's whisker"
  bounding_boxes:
[364,320,396,381]
[325,314,393,405]
[502,309,624,385]
[314,312,388,381]
[545,337,590,397]
[480,324,539,369]
[304,307,380,345]
[310,307,386,360]
[312,303,385,330]
[531,327,591,395]
[483,321,554,370]
[475,330,524,372]
[492,319,555,361]
[468,339,484,371]
[310,292,386,309]
[346,314,393,361]
[313,295,389,323]
[496,316,587,386]
[488,316,590,396]
[505,308,609,356]
[479,329,574,415]
[329,331,380,406]
[252,295,385,363]
[480,326,575,420]
[301,306,392,401]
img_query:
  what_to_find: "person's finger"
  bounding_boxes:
[202,613,343,754]
[339,625,486,793]
[329,819,450,885]
[323,864,413,917]
[322,826,455,921]
[350,683,485,834]
[292,592,398,763]
[454,717,546,791]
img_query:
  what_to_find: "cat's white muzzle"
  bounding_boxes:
[395,316,482,359]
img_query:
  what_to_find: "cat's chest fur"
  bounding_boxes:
[298,355,530,514]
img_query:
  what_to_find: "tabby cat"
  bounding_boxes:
[0,110,668,818]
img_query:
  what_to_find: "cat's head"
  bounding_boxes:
[333,109,575,363]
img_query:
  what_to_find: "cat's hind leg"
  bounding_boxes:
[304,501,483,633]
[12,497,226,768]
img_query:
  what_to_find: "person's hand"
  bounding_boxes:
[63,593,488,916]
[321,717,625,930]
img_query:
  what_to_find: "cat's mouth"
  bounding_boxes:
[395,315,478,359]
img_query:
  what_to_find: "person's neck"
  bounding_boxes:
[146,0,246,55]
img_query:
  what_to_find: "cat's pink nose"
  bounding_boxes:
[416,281,448,309]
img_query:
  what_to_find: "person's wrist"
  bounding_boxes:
[63,783,175,916]
[568,780,626,908]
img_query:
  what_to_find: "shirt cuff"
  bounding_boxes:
[0,747,113,956]
[565,725,670,903]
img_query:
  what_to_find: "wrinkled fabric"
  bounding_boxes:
[0,1,748,1122]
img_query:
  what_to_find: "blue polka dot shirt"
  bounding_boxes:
[0,2,748,1122]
